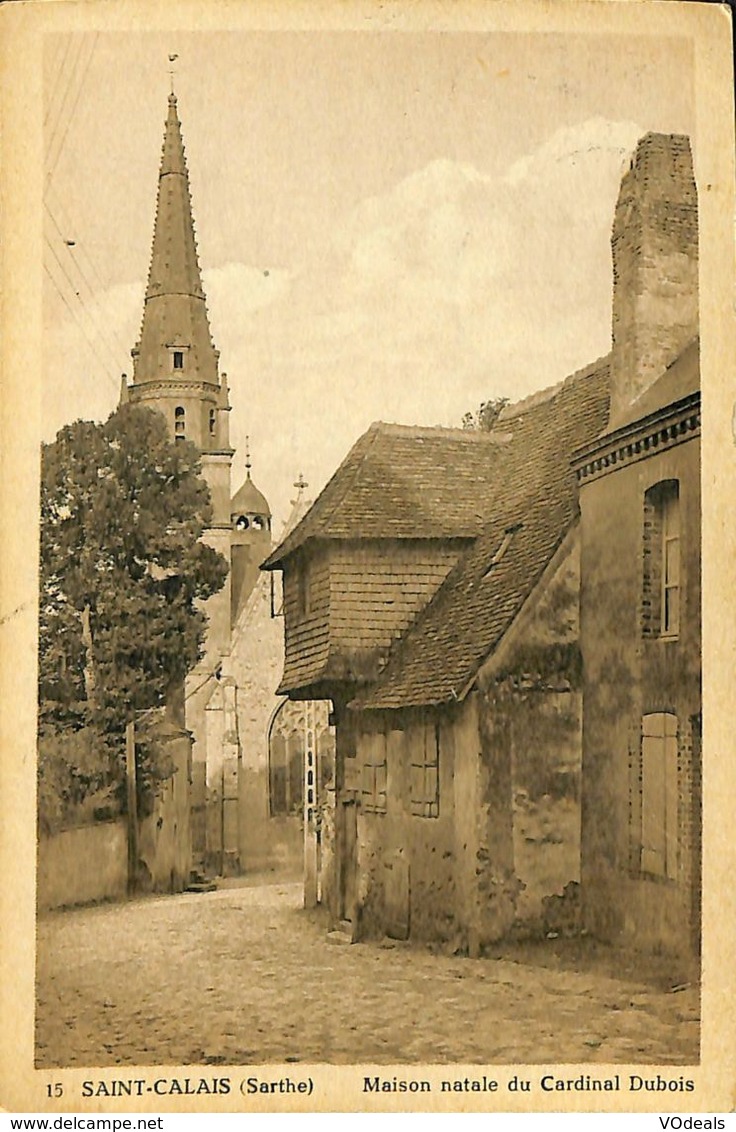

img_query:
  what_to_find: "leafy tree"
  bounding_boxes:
[39,404,228,811]
[462,396,510,432]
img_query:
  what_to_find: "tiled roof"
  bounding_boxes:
[351,357,611,710]
[261,422,523,569]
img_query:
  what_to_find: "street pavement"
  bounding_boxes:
[35,881,700,1067]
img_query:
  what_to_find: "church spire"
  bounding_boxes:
[131,91,219,388]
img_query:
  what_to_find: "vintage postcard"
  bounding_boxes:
[1,0,735,1116]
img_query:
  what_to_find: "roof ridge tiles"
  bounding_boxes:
[370,420,513,443]
[262,351,611,570]
[498,354,611,422]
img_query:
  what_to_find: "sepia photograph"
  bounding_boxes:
[1,0,735,1116]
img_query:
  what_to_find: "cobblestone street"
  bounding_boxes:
[36,882,699,1068]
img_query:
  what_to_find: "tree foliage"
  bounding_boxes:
[39,404,228,811]
[462,396,510,432]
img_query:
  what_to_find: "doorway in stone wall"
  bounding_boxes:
[265,698,336,896]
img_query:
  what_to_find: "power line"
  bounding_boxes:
[44,36,74,128]
[46,33,98,188]
[45,35,86,169]
[44,232,124,381]
[45,201,132,364]
[47,187,117,297]
[43,256,120,394]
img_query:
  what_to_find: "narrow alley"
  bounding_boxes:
[35,882,699,1068]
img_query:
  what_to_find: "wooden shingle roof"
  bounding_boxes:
[350,357,611,710]
[261,422,523,569]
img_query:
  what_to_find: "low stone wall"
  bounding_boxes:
[138,733,192,893]
[37,820,128,911]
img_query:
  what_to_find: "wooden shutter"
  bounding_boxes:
[641,713,678,878]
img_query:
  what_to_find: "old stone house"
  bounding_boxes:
[574,133,701,958]
[262,365,610,946]
[263,131,701,954]
[260,423,524,924]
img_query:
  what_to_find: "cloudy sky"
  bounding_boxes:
[43,26,695,528]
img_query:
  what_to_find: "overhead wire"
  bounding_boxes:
[44,30,130,399]
[43,252,121,394]
[46,33,99,189]
[45,35,87,172]
[44,36,74,129]
[45,200,133,364]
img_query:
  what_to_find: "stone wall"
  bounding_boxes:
[37,820,128,911]
[477,530,584,926]
[136,715,193,893]
[349,697,521,951]
[227,572,302,876]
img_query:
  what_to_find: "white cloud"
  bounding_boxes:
[45,117,645,528]
[224,117,644,521]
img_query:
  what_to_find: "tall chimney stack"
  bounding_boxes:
[610,133,699,421]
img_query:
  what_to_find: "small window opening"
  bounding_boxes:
[253,515,264,531]
[661,490,680,637]
[174,405,185,442]
[173,351,184,370]
[235,515,249,531]
[209,408,216,436]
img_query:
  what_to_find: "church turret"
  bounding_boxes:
[231,441,272,625]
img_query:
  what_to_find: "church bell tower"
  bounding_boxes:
[121,89,234,765]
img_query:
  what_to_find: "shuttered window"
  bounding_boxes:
[361,731,387,815]
[640,712,678,879]
[410,722,440,818]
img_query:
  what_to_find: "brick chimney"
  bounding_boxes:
[609,133,699,421]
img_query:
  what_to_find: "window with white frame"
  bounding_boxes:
[643,480,680,638]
